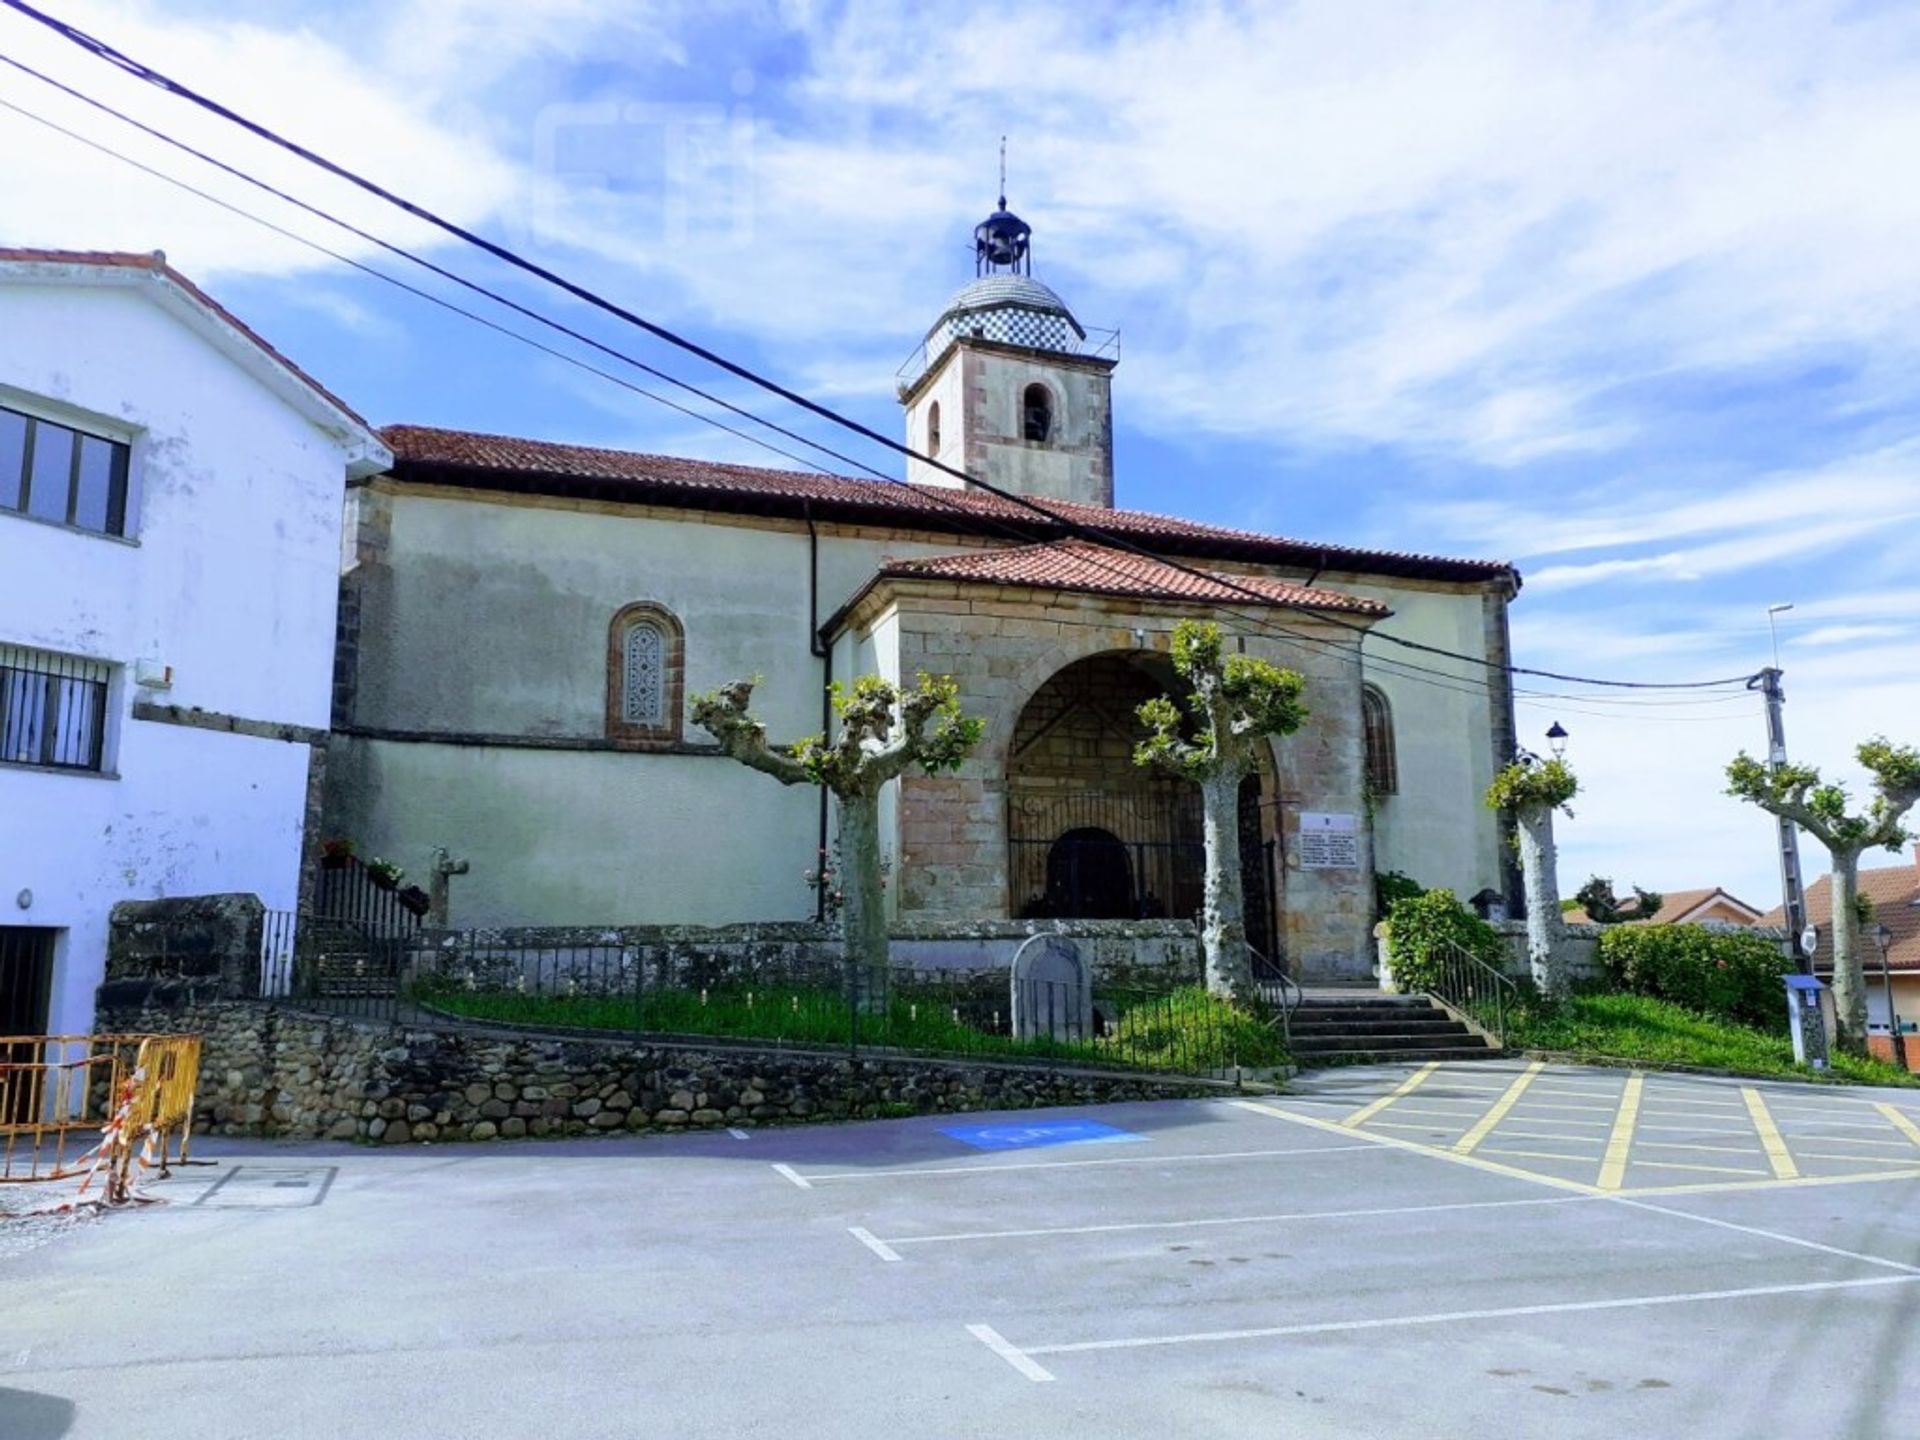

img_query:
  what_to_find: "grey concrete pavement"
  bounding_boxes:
[4,1061,1920,1438]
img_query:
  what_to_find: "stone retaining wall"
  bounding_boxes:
[98,990,1217,1144]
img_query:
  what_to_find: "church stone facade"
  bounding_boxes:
[324,202,1521,981]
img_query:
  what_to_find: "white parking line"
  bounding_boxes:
[848,1227,902,1263]
[788,1142,1380,1184]
[1608,1197,1920,1275]
[728,1128,750,1140]
[884,1193,1600,1248]
[1002,1275,1920,1368]
[966,1323,1056,1383]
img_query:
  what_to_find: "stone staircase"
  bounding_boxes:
[1284,989,1501,1066]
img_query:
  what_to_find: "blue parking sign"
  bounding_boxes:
[938,1120,1145,1151]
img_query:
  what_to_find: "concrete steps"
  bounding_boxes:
[1284,990,1499,1066]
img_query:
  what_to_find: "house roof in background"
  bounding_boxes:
[1564,886,1764,926]
[875,540,1392,615]
[377,424,1520,587]
[1760,852,1920,972]
[0,247,375,436]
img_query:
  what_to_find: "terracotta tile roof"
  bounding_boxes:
[0,247,370,429]
[1565,886,1763,927]
[876,540,1390,615]
[377,423,1518,586]
[1759,850,1920,972]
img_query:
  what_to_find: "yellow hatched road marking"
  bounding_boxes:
[1342,1062,1440,1128]
[1878,1103,1920,1150]
[1743,1088,1799,1180]
[1634,1159,1770,1177]
[1454,1061,1545,1155]
[1598,1073,1644,1191]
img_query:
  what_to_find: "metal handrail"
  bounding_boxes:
[1421,941,1517,1049]
[1249,945,1301,1051]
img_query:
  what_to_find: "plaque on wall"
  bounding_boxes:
[1297,811,1359,869]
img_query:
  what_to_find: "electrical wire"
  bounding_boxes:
[0,0,1765,696]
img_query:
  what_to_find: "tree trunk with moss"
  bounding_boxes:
[1829,850,1866,1045]
[1514,805,1568,999]
[1199,770,1251,1001]
[836,783,889,1013]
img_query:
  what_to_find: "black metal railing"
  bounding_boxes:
[228,914,1281,1079]
[1249,944,1301,1051]
[1421,941,1516,1049]
[312,856,425,937]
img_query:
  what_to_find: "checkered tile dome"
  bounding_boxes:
[929,275,1087,355]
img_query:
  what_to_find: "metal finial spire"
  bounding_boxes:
[998,136,1007,210]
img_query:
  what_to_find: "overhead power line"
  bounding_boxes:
[3,1,1760,697]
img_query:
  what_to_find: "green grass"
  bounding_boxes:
[1508,992,1920,1088]
[413,982,1284,1075]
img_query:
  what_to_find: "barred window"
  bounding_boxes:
[1,403,131,538]
[0,645,110,772]
[607,603,684,746]
[1362,684,1397,797]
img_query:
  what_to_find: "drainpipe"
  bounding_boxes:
[807,504,832,923]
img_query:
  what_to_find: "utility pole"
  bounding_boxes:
[1749,665,1810,972]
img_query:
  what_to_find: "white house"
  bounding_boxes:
[0,248,388,1037]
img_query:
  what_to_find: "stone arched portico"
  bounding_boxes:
[837,565,1382,980]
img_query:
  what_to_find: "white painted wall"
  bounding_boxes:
[0,276,375,1035]
[331,490,993,927]
[1335,575,1511,902]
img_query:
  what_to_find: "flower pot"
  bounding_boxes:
[368,871,399,892]
[398,887,431,918]
[320,854,349,871]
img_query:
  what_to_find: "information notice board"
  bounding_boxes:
[1297,812,1359,869]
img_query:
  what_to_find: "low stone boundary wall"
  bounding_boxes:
[409,917,1200,993]
[98,992,1217,1144]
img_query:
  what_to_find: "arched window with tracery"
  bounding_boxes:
[1362,684,1397,797]
[926,400,942,456]
[607,602,685,746]
[1022,383,1053,443]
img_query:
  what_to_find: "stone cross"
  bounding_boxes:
[428,847,470,927]
[1010,933,1093,1043]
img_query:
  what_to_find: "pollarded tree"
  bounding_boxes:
[1726,737,1920,1050]
[692,673,984,1007]
[1486,756,1579,998]
[1133,621,1307,1002]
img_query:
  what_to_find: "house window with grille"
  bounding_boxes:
[1362,684,1397,797]
[1022,383,1053,443]
[0,645,111,773]
[0,403,132,538]
[606,603,684,747]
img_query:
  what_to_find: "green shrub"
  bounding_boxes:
[1385,888,1504,993]
[1597,925,1792,1031]
[1374,869,1424,919]
[1097,987,1288,1070]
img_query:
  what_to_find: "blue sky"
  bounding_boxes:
[4,0,1917,907]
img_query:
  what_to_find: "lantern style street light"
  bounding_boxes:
[1872,921,1903,1067]
[1546,722,1569,760]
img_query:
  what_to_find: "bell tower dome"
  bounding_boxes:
[898,164,1117,507]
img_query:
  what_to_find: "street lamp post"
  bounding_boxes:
[1872,921,1903,1068]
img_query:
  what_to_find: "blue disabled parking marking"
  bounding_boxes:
[938,1121,1147,1152]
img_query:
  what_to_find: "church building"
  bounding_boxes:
[324,201,1522,982]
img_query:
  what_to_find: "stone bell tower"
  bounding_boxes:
[898,183,1117,507]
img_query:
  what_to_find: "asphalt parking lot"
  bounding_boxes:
[5,1058,1920,1439]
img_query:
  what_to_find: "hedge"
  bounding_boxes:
[1385,889,1504,994]
[1596,924,1792,1031]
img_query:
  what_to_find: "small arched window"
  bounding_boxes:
[607,602,685,747]
[1362,684,1398,796]
[926,401,942,456]
[1022,383,1053,443]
